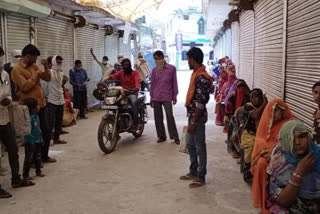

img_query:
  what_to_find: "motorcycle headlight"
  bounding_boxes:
[105,97,117,105]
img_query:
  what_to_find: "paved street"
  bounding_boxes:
[0,71,259,214]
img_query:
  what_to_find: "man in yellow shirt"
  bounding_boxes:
[12,44,56,163]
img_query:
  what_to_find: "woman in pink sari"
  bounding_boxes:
[215,66,228,126]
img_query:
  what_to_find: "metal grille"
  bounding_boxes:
[253,0,284,99]
[239,10,254,89]
[7,14,31,51]
[105,34,119,65]
[231,22,240,76]
[284,0,320,130]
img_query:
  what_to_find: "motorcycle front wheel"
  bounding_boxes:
[98,119,118,154]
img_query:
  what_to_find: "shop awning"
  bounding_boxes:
[0,0,51,18]
[77,0,163,22]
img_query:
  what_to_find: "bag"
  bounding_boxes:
[8,102,31,137]
[179,126,189,154]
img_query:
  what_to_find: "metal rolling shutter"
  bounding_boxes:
[36,17,74,76]
[77,26,105,107]
[105,34,119,65]
[119,37,131,59]
[253,0,284,99]
[7,14,30,51]
[284,0,320,129]
[225,29,232,59]
[0,14,2,47]
[239,10,254,89]
[231,22,240,75]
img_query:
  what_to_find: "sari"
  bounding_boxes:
[62,88,79,126]
[251,99,295,213]
[267,120,320,213]
[215,70,228,126]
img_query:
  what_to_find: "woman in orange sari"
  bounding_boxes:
[250,99,295,214]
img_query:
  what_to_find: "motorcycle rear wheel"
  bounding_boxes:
[98,119,118,154]
[132,109,145,137]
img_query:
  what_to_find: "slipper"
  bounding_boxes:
[237,160,241,164]
[12,180,35,188]
[180,173,197,180]
[189,179,205,188]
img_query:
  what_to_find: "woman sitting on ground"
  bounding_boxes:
[237,89,267,182]
[266,120,320,213]
[62,81,79,127]
[251,99,295,213]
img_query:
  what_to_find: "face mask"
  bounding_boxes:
[102,60,108,65]
[52,64,62,71]
[155,59,165,71]
[124,67,132,75]
[0,56,5,69]
[12,56,20,64]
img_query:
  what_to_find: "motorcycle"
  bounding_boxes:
[93,80,148,154]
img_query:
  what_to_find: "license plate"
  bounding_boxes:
[101,105,118,110]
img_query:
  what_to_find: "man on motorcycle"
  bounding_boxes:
[109,58,140,129]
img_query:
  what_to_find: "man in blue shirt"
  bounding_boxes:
[69,60,89,119]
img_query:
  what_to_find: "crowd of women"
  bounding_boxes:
[213,57,320,214]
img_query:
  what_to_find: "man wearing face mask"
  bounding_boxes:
[46,56,68,145]
[150,50,180,144]
[135,53,151,91]
[69,60,89,119]
[3,49,22,101]
[109,58,140,129]
[11,44,55,164]
[114,55,124,73]
[0,47,34,198]
[90,48,114,81]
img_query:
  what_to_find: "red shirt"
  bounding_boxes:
[110,70,140,89]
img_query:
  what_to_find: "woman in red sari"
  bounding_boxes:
[215,66,228,126]
[251,99,295,214]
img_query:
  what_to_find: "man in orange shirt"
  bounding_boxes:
[12,44,56,163]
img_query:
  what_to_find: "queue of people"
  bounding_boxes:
[214,56,320,213]
[0,43,139,198]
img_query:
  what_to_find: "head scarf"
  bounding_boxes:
[268,120,320,199]
[51,55,63,82]
[251,99,295,168]
[11,49,22,64]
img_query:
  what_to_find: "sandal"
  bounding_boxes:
[232,152,239,159]
[189,179,205,188]
[180,173,196,180]
[0,188,12,198]
[12,179,35,188]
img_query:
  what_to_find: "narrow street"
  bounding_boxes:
[0,72,258,214]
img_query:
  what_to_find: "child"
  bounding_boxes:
[23,98,45,181]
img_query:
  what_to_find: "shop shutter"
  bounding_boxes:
[36,17,74,77]
[225,29,232,59]
[231,22,240,75]
[119,37,131,59]
[105,34,119,65]
[253,0,284,99]
[284,0,320,129]
[0,14,2,47]
[7,13,31,51]
[239,10,254,89]
[77,26,105,107]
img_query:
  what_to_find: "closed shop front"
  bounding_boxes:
[225,29,232,59]
[119,37,131,59]
[36,17,74,75]
[77,26,105,106]
[231,21,240,75]
[6,13,31,52]
[284,0,320,129]
[239,10,254,89]
[253,0,284,99]
[105,34,119,65]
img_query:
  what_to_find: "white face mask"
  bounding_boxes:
[0,56,5,69]
[102,60,108,65]
[52,64,62,71]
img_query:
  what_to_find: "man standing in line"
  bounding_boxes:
[69,60,89,119]
[114,55,124,73]
[90,48,114,81]
[135,53,151,91]
[0,47,34,198]
[150,50,180,144]
[47,55,68,145]
[11,44,56,163]
[179,47,212,188]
